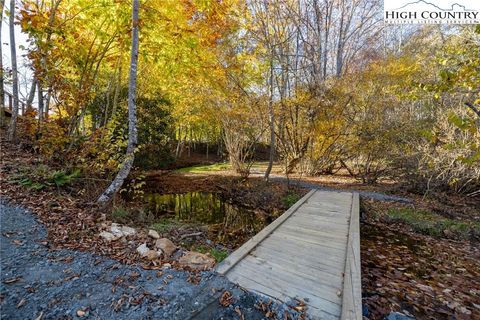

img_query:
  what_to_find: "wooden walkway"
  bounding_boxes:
[216,190,361,320]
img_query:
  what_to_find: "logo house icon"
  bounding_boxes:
[384,0,480,24]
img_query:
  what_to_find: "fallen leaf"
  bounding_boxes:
[3,277,22,284]
[17,298,26,308]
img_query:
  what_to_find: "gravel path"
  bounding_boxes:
[251,172,412,203]
[0,201,291,320]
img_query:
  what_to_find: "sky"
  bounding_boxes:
[2,1,35,107]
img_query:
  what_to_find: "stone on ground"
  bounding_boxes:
[136,243,150,256]
[145,250,161,261]
[154,238,177,257]
[110,224,124,238]
[99,231,118,242]
[178,251,215,270]
[148,229,160,239]
[120,226,136,237]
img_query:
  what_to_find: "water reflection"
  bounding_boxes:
[144,192,266,244]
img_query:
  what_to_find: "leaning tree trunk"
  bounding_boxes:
[7,0,19,141]
[0,0,5,128]
[98,0,139,203]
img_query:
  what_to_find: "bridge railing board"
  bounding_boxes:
[216,189,316,275]
[340,192,362,320]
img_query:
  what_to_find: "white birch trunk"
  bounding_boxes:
[98,0,139,203]
[7,0,19,140]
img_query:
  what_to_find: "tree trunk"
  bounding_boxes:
[26,79,36,111]
[37,82,44,121]
[0,0,5,128]
[111,56,122,121]
[45,87,51,119]
[7,0,19,141]
[264,51,275,181]
[98,0,139,203]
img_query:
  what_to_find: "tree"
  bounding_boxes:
[0,0,5,128]
[7,0,19,141]
[97,0,139,203]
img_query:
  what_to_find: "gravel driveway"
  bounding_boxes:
[0,201,290,320]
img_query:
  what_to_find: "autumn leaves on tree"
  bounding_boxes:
[1,1,478,199]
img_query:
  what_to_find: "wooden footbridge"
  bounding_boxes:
[217,190,361,320]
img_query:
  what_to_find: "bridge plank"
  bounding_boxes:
[216,189,316,275]
[226,272,340,320]
[216,190,361,320]
[232,259,342,316]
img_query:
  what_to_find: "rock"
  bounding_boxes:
[110,224,124,238]
[120,226,136,237]
[154,238,177,257]
[178,251,215,270]
[145,250,161,261]
[99,231,118,242]
[76,310,86,317]
[386,312,415,320]
[148,229,160,239]
[162,263,171,269]
[362,304,369,317]
[458,306,472,315]
[136,243,150,257]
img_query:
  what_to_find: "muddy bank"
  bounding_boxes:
[0,201,298,320]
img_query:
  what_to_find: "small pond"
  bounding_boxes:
[143,192,268,245]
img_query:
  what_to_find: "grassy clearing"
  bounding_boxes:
[174,161,278,173]
[386,207,480,240]
[175,163,231,173]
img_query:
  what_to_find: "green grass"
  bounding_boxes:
[282,191,301,208]
[112,206,129,221]
[192,245,229,262]
[386,207,478,240]
[174,161,278,174]
[12,165,80,191]
[175,163,231,173]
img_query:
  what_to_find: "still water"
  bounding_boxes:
[144,192,267,244]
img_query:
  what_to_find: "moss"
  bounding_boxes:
[386,207,476,240]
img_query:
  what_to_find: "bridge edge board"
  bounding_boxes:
[340,192,362,320]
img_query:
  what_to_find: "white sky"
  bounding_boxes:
[2,1,35,106]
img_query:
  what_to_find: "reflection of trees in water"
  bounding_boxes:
[216,203,264,243]
[144,192,265,244]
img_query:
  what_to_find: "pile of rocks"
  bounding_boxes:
[99,223,137,241]
[136,237,177,263]
[99,224,216,270]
